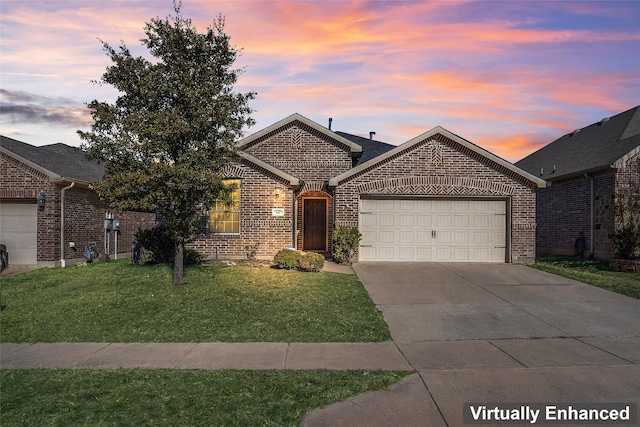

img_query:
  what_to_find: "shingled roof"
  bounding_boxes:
[516,106,640,181]
[0,136,105,184]
[335,131,396,164]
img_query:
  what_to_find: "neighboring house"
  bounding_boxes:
[0,136,155,266]
[516,105,640,259]
[190,113,546,264]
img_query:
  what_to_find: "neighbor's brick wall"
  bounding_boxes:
[2,152,155,264]
[334,134,539,264]
[63,188,155,261]
[188,162,294,260]
[536,172,616,259]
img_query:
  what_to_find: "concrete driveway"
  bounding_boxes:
[303,263,640,427]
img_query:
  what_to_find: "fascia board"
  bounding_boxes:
[238,113,362,154]
[238,152,301,188]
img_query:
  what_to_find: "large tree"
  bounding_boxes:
[79,2,255,284]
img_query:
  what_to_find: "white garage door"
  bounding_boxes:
[359,198,506,262]
[0,202,38,265]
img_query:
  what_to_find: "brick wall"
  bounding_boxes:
[334,134,539,264]
[536,172,616,259]
[188,163,295,260]
[1,152,155,265]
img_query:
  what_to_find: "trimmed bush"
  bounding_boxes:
[332,226,362,264]
[273,249,302,270]
[299,252,325,272]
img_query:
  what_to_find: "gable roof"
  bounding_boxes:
[0,135,105,185]
[238,113,363,157]
[238,152,301,188]
[516,106,640,181]
[329,126,546,188]
[335,131,396,164]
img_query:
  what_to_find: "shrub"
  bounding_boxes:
[135,226,202,265]
[273,249,301,270]
[332,226,362,264]
[299,252,325,272]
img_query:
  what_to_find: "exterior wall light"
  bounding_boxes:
[36,192,47,210]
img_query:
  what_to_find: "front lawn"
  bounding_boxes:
[532,255,640,299]
[0,260,391,342]
[0,369,409,427]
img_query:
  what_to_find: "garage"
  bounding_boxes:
[0,202,38,265]
[359,198,507,262]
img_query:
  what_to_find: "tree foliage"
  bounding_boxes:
[78,2,255,284]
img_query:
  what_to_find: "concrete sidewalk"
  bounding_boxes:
[0,342,410,371]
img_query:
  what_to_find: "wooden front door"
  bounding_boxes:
[303,199,327,251]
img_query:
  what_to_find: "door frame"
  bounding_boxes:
[302,197,329,252]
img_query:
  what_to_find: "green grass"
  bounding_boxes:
[532,255,640,299]
[0,369,410,426]
[0,260,391,343]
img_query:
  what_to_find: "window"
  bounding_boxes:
[210,179,240,233]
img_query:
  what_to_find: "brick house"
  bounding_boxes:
[516,105,640,259]
[0,136,155,266]
[190,113,546,264]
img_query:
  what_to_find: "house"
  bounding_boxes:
[0,136,155,266]
[190,113,546,263]
[516,105,640,259]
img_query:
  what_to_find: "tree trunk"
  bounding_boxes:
[173,242,185,285]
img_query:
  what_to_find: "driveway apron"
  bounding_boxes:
[302,263,640,427]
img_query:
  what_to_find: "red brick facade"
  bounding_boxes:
[1,151,154,266]
[333,134,539,264]
[535,150,640,259]
[189,116,542,264]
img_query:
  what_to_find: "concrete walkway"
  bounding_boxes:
[2,263,639,426]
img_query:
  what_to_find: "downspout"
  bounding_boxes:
[585,173,595,257]
[60,182,75,267]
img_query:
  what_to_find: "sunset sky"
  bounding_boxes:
[1,0,639,162]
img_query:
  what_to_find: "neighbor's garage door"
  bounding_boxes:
[359,198,506,262]
[0,202,38,265]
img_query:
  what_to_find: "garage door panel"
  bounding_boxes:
[398,247,415,260]
[399,214,414,227]
[359,198,506,263]
[379,214,395,227]
[416,214,432,227]
[0,202,38,265]
[379,231,394,244]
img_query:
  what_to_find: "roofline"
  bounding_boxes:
[329,126,547,188]
[1,145,63,181]
[1,145,95,189]
[238,113,363,154]
[612,144,640,169]
[238,152,301,188]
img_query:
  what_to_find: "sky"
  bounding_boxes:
[1,0,639,162]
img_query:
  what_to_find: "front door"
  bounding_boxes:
[303,199,327,251]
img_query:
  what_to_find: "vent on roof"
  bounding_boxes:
[328,117,333,130]
[569,128,581,137]
[597,117,610,126]
[369,131,376,140]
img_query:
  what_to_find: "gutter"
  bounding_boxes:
[60,181,75,267]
